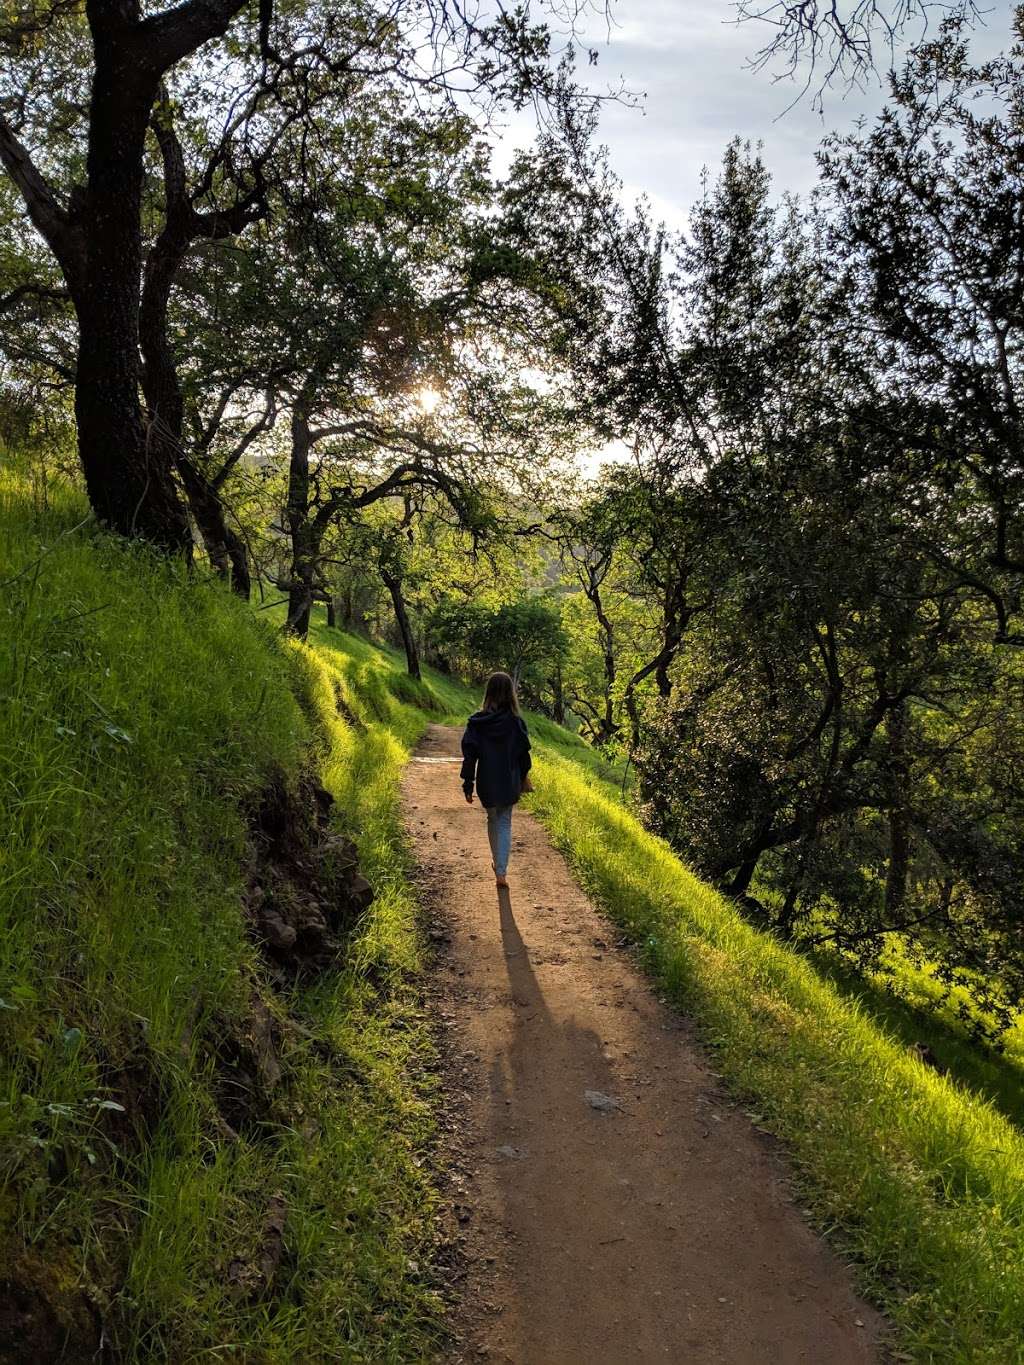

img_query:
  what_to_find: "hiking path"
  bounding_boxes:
[402,724,886,1365]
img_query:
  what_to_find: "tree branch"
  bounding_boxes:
[136,0,249,74]
[0,281,70,314]
[0,114,83,282]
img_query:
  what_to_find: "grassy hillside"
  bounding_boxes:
[0,473,448,1360]
[813,950,1024,1135]
[5,467,1024,1362]
[526,753,1024,1362]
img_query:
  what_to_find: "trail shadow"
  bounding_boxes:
[498,885,546,1011]
[487,883,620,1131]
[482,883,643,1361]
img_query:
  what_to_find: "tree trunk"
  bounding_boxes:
[74,56,192,552]
[138,99,257,596]
[623,620,689,749]
[139,265,252,595]
[596,622,616,740]
[623,681,643,753]
[599,659,616,742]
[177,457,252,598]
[1,0,255,553]
[73,320,186,550]
[383,569,421,679]
[140,218,250,595]
[778,845,809,935]
[884,700,910,919]
[286,578,313,637]
[725,851,762,899]
[285,406,316,639]
[551,664,566,724]
[586,565,617,743]
[326,599,336,629]
[654,652,673,698]
[720,816,782,901]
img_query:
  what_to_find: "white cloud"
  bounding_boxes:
[497,0,1015,221]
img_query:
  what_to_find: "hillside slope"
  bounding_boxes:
[0,475,447,1361]
[317,623,1024,1360]
[4,469,1024,1362]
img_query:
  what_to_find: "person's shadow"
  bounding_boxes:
[483,883,629,1361]
[488,883,617,1118]
[497,885,544,1011]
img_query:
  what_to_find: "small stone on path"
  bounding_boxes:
[584,1089,624,1114]
[496,1145,527,1160]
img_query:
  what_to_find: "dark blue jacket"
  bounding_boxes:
[460,707,531,808]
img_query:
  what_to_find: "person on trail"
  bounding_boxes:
[460,672,533,889]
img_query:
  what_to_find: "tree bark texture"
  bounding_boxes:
[383,568,421,679]
[74,34,193,550]
[884,700,910,919]
[0,0,250,552]
[140,209,251,594]
[285,401,316,638]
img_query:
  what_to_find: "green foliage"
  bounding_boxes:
[528,98,1024,1037]
[427,593,567,696]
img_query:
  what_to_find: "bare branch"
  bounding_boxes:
[737,0,979,104]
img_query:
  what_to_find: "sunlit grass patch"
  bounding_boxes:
[0,471,446,1361]
[809,951,1024,1134]
[526,750,1024,1363]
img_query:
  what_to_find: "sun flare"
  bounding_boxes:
[416,385,441,415]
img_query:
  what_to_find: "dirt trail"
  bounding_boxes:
[403,725,885,1365]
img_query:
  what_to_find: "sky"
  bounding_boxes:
[489,0,1017,472]
[494,0,1018,229]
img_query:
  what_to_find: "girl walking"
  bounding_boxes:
[460,672,532,888]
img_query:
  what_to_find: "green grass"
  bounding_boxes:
[308,618,1024,1358]
[6,475,1024,1363]
[523,751,1024,1362]
[750,878,1024,1126]
[810,953,1024,1134]
[0,470,446,1360]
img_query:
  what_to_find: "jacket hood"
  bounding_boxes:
[467,707,523,738]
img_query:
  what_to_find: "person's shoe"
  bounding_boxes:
[495,874,509,889]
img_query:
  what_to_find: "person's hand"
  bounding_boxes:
[464,791,473,803]
[521,776,534,793]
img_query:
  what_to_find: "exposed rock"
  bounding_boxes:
[244,769,375,975]
[261,907,298,952]
[0,1252,103,1364]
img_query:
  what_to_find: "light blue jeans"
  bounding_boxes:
[486,805,514,877]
